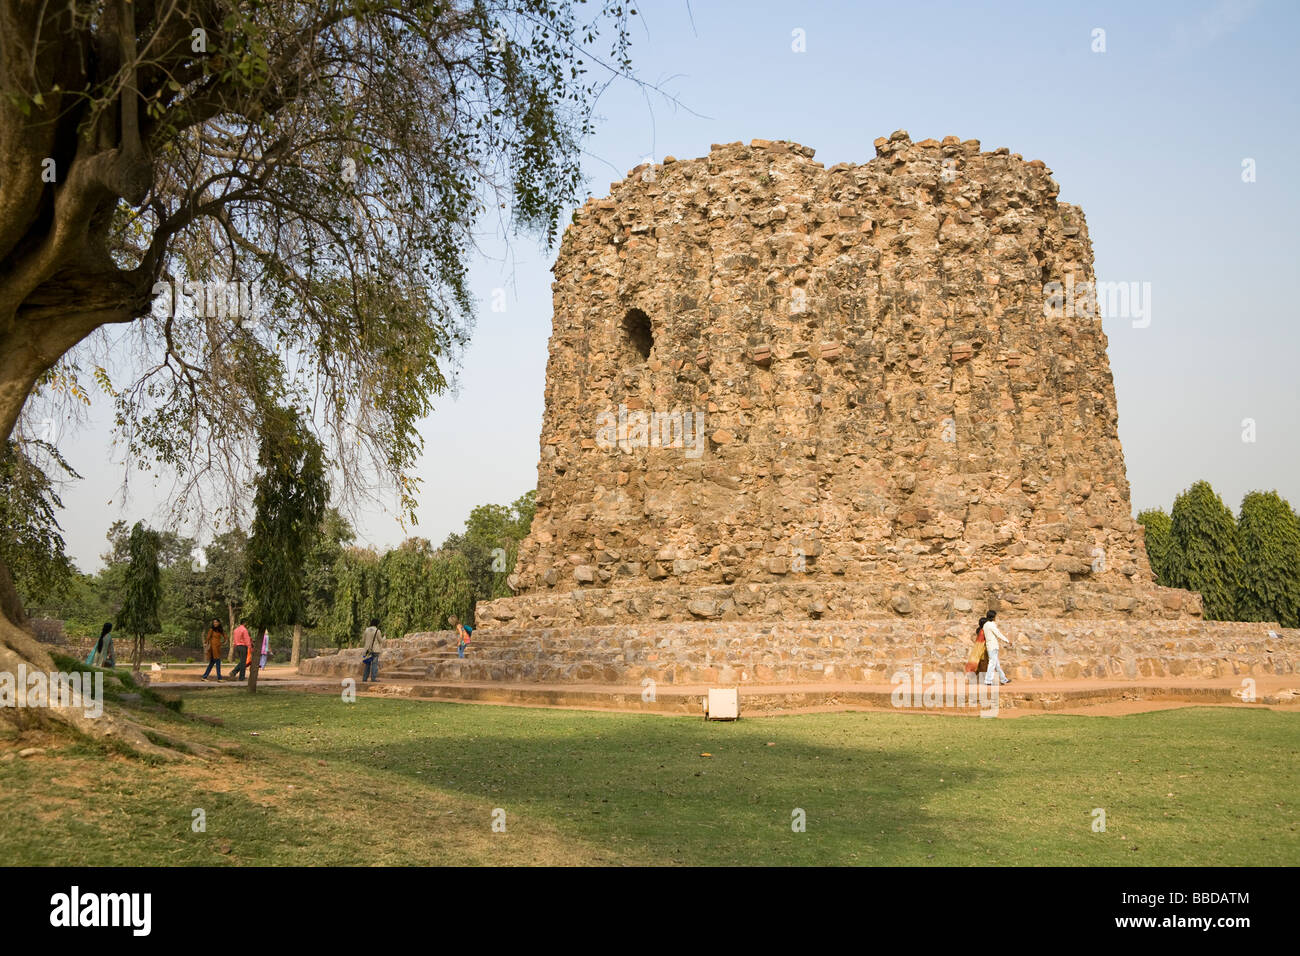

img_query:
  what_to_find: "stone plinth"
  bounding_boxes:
[359,621,1298,686]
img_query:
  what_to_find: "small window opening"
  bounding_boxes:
[622,308,653,361]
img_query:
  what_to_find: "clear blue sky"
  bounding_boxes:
[57,0,1300,570]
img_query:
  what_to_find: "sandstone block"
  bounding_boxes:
[1011,557,1051,572]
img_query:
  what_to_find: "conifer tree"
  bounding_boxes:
[118,522,162,672]
[1168,481,1242,621]
[244,409,327,692]
[1137,507,1174,585]
[1235,491,1300,628]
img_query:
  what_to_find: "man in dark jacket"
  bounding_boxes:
[360,618,383,682]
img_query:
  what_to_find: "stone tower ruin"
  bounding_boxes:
[478,132,1200,631]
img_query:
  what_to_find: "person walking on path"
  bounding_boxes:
[229,620,252,680]
[259,629,270,669]
[201,620,225,681]
[964,616,988,677]
[360,618,383,683]
[981,610,1013,685]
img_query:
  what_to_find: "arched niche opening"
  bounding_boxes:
[622,308,653,362]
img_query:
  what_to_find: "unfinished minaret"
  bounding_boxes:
[479,132,1198,628]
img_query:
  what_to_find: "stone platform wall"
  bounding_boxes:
[384,620,1297,687]
[298,631,458,679]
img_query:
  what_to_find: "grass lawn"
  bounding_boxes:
[1,688,1297,865]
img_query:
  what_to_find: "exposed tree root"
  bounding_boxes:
[2,613,189,760]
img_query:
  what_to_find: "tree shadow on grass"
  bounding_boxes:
[304,704,998,865]
[180,693,1300,866]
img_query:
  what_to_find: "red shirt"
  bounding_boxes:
[232,625,252,647]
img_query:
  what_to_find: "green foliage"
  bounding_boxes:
[323,547,384,648]
[1167,481,1242,621]
[27,0,641,526]
[1137,507,1174,585]
[440,490,536,619]
[70,522,205,649]
[303,509,356,631]
[421,551,474,632]
[1234,491,1300,628]
[312,487,530,645]
[102,521,192,570]
[101,520,132,566]
[158,561,209,650]
[118,522,163,669]
[0,440,78,605]
[34,487,529,649]
[204,528,249,630]
[32,572,114,640]
[381,539,473,638]
[118,522,162,638]
[244,408,329,633]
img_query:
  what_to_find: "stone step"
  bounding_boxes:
[289,678,1300,715]
[417,654,1294,685]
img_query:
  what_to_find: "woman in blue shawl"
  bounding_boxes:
[86,622,115,667]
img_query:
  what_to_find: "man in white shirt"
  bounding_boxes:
[982,610,1013,685]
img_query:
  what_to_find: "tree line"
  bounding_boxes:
[17,490,535,660]
[1139,483,1300,627]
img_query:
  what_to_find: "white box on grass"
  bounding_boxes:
[704,687,740,720]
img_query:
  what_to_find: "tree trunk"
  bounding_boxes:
[291,622,302,668]
[0,555,54,733]
[247,626,262,694]
[227,601,236,660]
[0,554,165,751]
[0,558,27,630]
[132,634,143,673]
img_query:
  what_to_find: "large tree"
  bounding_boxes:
[1167,481,1242,621]
[0,1,637,732]
[1234,490,1300,629]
